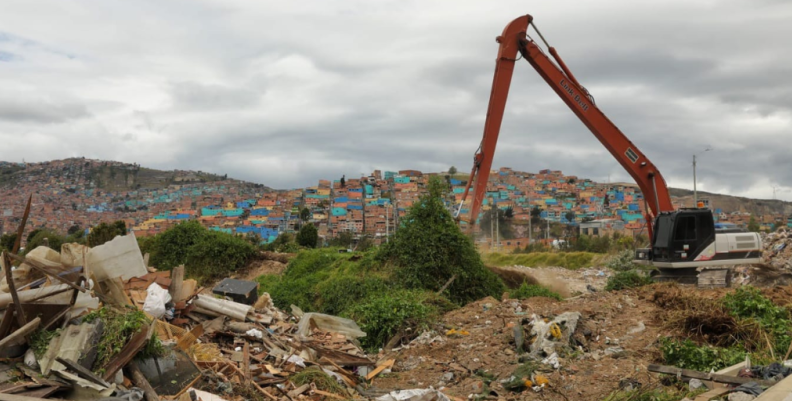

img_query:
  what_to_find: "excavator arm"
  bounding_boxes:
[458,15,674,240]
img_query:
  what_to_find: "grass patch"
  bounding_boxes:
[605,271,653,291]
[510,282,563,301]
[603,386,706,401]
[482,252,601,270]
[723,286,792,357]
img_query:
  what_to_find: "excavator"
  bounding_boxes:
[457,14,762,283]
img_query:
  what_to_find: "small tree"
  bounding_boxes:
[329,232,355,248]
[748,215,760,232]
[296,223,318,248]
[67,225,82,235]
[26,229,65,253]
[87,220,127,247]
[530,206,543,225]
[448,166,458,175]
[378,176,504,305]
[300,207,311,222]
[340,175,346,188]
[565,211,576,223]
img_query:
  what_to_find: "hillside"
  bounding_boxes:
[669,187,792,216]
[0,158,234,192]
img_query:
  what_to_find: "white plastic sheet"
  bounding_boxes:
[376,389,451,401]
[143,282,171,319]
[296,312,366,339]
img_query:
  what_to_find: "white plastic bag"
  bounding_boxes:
[142,283,171,319]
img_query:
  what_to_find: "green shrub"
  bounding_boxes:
[606,250,638,272]
[510,282,563,301]
[345,289,437,350]
[148,221,205,270]
[722,286,792,355]
[316,274,391,315]
[605,270,652,291]
[87,221,127,247]
[185,230,255,283]
[378,177,504,305]
[660,338,746,371]
[25,229,65,253]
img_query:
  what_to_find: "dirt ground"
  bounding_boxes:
[373,286,666,401]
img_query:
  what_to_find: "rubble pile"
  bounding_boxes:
[761,228,792,270]
[0,229,389,401]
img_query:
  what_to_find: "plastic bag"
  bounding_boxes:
[296,312,366,339]
[142,283,171,319]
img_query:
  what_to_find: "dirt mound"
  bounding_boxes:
[487,265,539,288]
[373,287,664,400]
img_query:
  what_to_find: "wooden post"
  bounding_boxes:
[169,265,184,302]
[126,361,159,401]
[0,317,40,349]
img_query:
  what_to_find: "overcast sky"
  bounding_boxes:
[1,1,791,200]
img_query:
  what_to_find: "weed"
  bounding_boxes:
[30,329,61,359]
[83,307,152,373]
[660,338,746,371]
[606,250,639,272]
[344,289,437,351]
[605,270,653,291]
[603,386,706,401]
[723,286,792,356]
[510,282,563,301]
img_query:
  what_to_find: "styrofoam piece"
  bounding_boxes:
[87,233,147,282]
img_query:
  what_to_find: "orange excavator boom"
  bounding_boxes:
[457,15,674,240]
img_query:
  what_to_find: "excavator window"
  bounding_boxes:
[674,215,697,241]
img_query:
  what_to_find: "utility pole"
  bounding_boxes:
[385,204,389,243]
[529,214,532,245]
[693,147,712,207]
[546,218,550,240]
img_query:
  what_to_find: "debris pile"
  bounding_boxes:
[0,200,387,401]
[761,228,792,270]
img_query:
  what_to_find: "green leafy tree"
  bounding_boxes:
[504,207,514,219]
[300,207,311,222]
[564,211,576,223]
[530,206,543,225]
[147,220,205,270]
[355,236,374,252]
[296,223,318,248]
[340,175,346,188]
[0,233,17,252]
[748,215,760,232]
[26,229,65,253]
[378,176,505,305]
[448,166,457,175]
[67,225,82,236]
[87,221,127,247]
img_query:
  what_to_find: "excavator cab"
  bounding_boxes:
[650,210,715,264]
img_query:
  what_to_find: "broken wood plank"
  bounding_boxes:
[312,389,346,400]
[693,387,729,401]
[169,265,184,302]
[437,274,457,295]
[102,324,151,381]
[55,357,109,388]
[365,359,394,380]
[175,324,203,351]
[7,253,87,293]
[11,195,31,254]
[0,393,53,401]
[2,252,27,330]
[287,384,311,397]
[648,364,776,386]
[243,342,251,381]
[126,361,159,401]
[0,318,40,349]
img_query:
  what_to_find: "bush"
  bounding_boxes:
[378,176,504,305]
[185,230,255,283]
[722,286,792,355]
[316,274,391,315]
[660,338,746,372]
[605,271,652,291]
[25,229,65,253]
[87,220,127,247]
[510,282,563,301]
[345,289,437,350]
[148,221,205,270]
[606,250,638,272]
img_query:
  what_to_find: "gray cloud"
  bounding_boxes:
[0,96,89,123]
[0,0,790,201]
